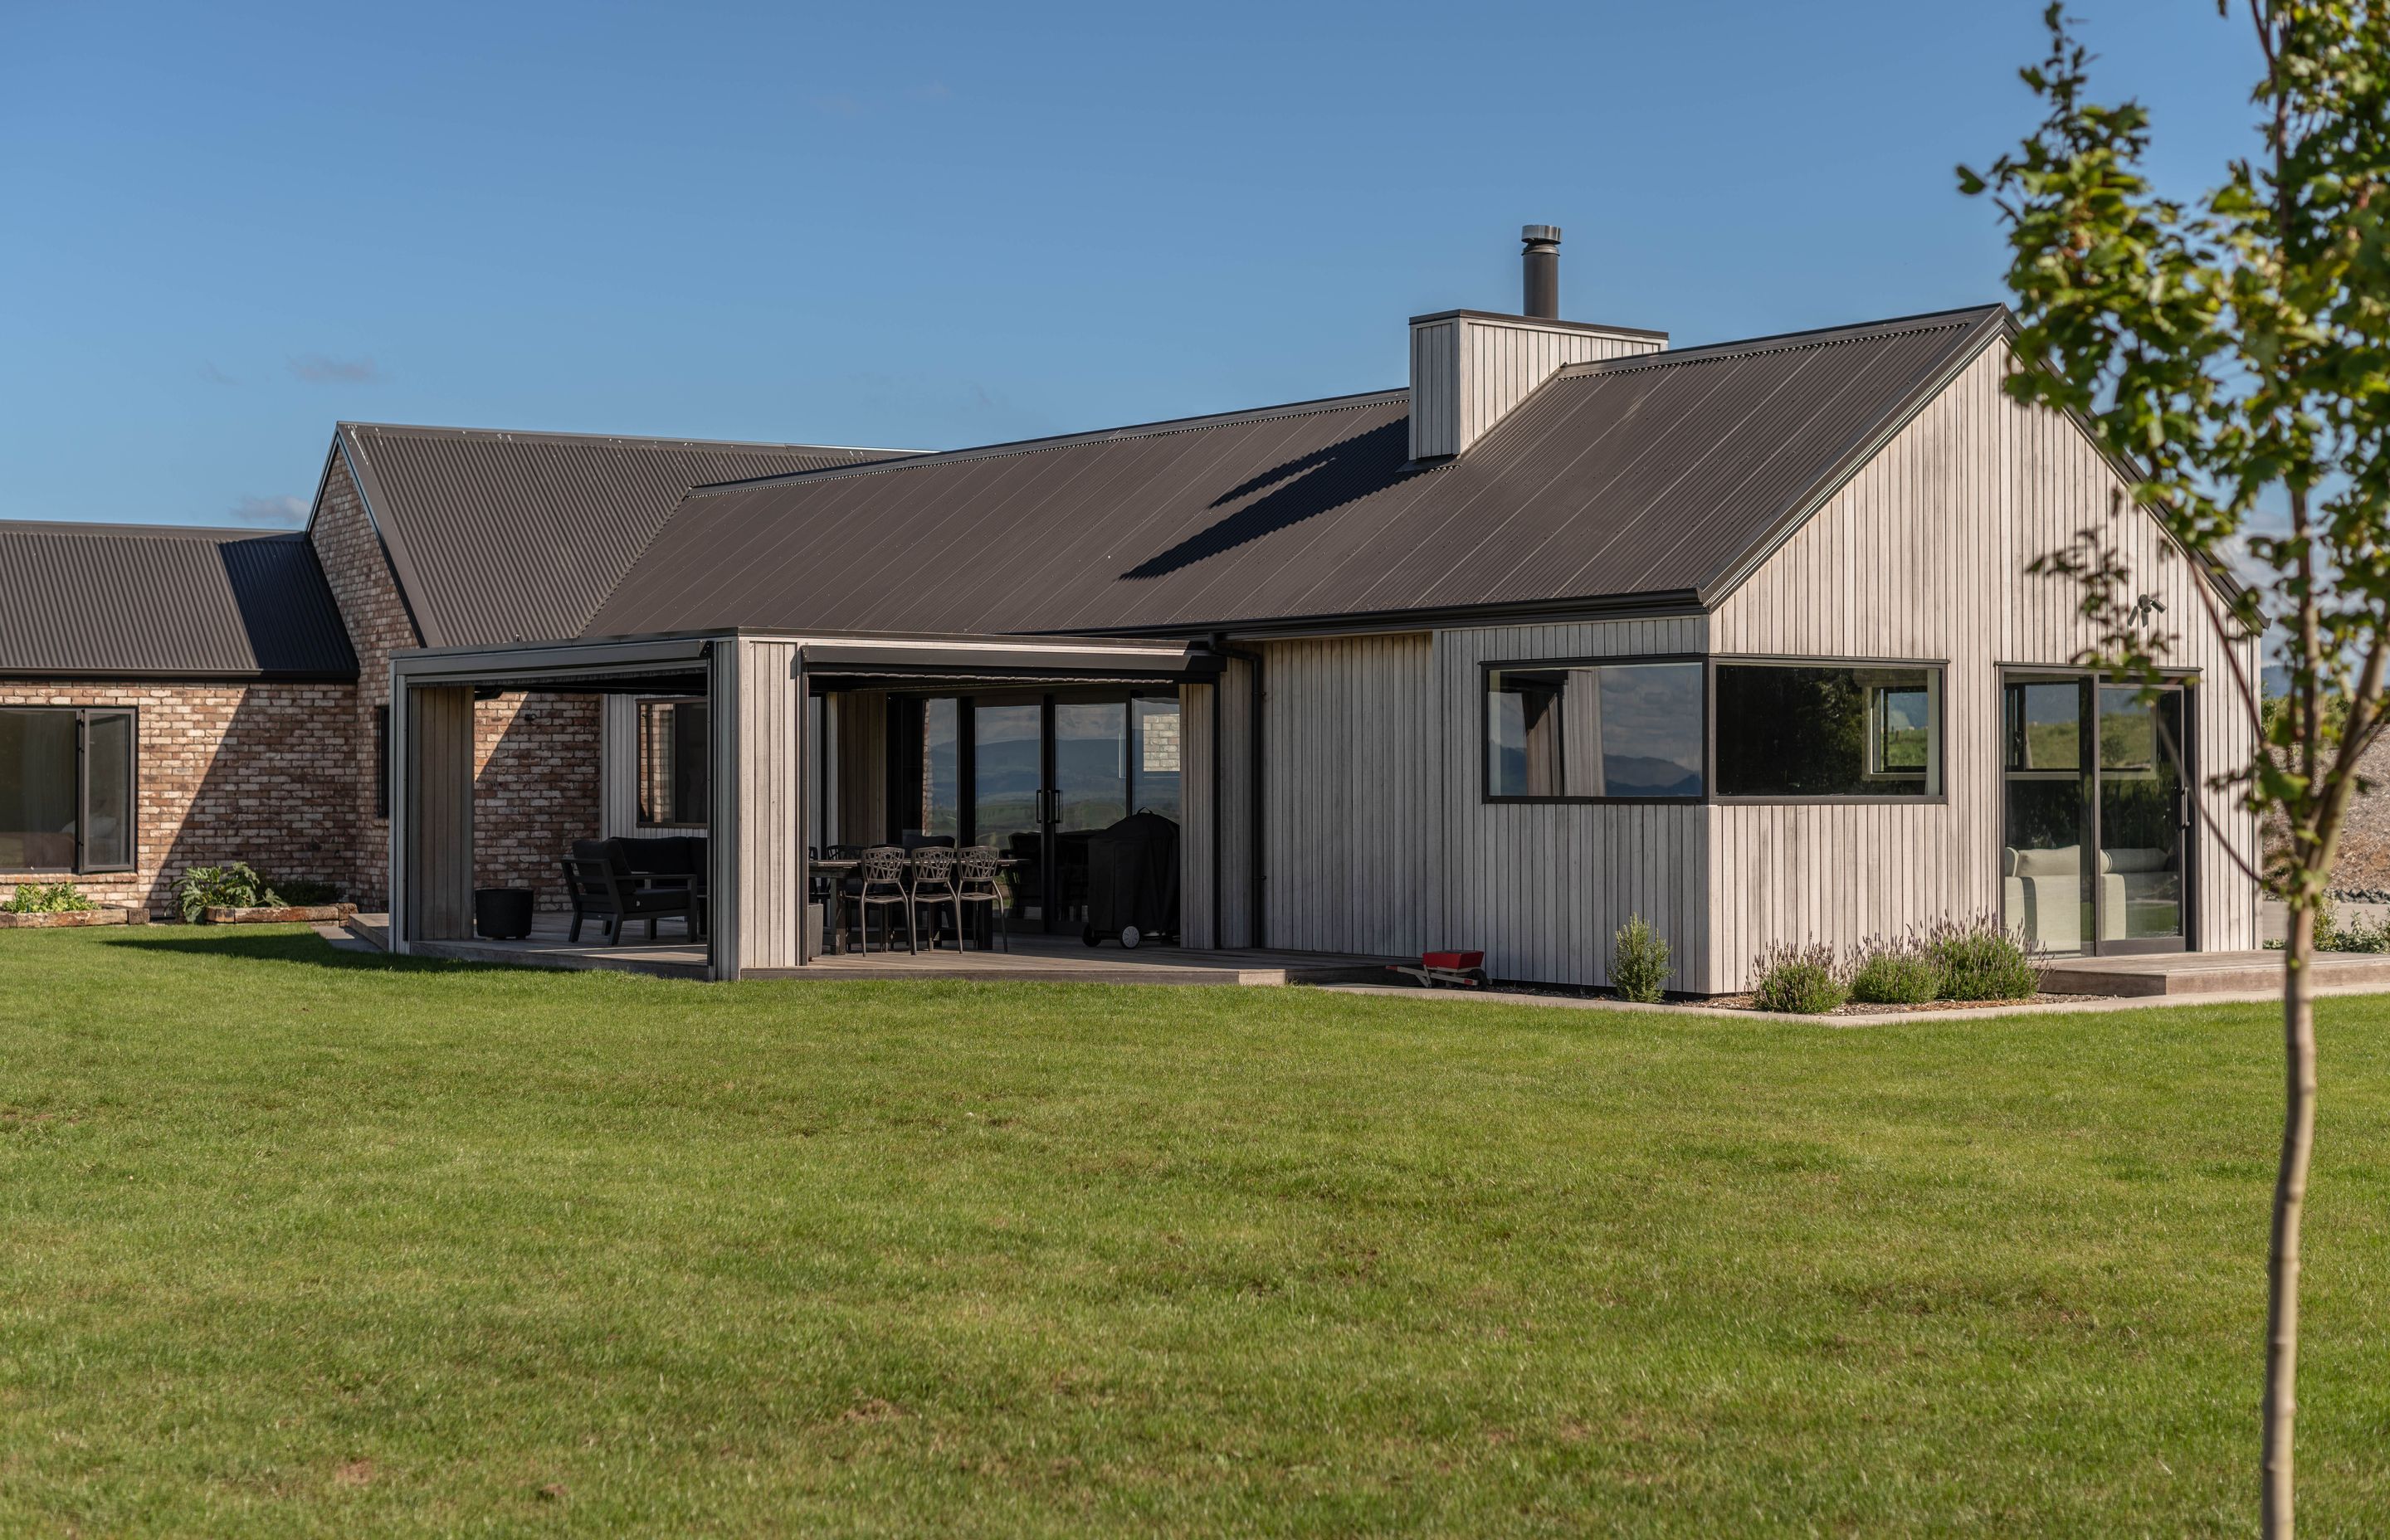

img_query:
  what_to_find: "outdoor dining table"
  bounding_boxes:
[811,853,1017,955]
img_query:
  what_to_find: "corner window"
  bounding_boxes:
[1716,663,1942,798]
[0,707,136,873]
[1485,660,1704,800]
[637,698,710,826]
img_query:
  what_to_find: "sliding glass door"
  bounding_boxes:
[2001,671,2192,955]
[895,690,1182,933]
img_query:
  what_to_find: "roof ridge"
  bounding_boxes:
[0,518,302,539]
[337,420,919,456]
[685,387,1411,498]
[1568,304,2008,378]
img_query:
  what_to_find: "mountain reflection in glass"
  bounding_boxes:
[1485,661,1704,798]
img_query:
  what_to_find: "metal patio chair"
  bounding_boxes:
[955,845,1008,953]
[847,845,915,953]
[907,846,963,950]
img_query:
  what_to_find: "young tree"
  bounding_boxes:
[1961,4,2390,1533]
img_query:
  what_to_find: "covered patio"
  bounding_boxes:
[387,628,1288,982]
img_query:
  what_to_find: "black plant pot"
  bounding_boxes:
[474,887,535,940]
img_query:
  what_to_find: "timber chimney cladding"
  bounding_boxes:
[1407,225,1668,462]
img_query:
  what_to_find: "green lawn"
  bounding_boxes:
[2,927,2387,1536]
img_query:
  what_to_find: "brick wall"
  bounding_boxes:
[0,681,358,915]
[0,451,616,921]
[308,456,417,909]
[474,692,602,907]
[309,455,602,910]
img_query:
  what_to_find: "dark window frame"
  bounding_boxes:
[0,704,139,875]
[637,695,711,830]
[1709,654,1951,806]
[1479,653,1710,806]
[373,705,391,821]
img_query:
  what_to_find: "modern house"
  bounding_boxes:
[6,229,2263,991]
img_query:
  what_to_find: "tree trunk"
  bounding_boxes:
[2262,904,2319,1538]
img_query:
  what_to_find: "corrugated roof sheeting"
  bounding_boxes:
[586,308,2004,640]
[0,524,356,678]
[339,426,900,647]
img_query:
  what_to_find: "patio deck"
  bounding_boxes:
[338,914,1395,987]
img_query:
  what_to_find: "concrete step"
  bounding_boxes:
[2040,948,2390,997]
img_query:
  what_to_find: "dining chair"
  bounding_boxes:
[818,843,863,949]
[907,846,963,950]
[849,845,915,953]
[955,845,1008,953]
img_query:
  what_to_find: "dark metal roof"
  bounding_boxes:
[584,305,2010,641]
[0,522,357,680]
[332,423,912,648]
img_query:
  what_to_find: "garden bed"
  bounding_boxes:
[0,907,143,930]
[1476,982,2105,1016]
[199,904,357,925]
[1703,991,2085,1016]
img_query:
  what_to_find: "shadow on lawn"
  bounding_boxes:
[93,925,520,979]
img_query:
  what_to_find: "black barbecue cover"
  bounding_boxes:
[1085,811,1180,939]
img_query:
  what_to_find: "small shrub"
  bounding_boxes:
[2311,898,2390,953]
[1609,913,1672,1002]
[1849,934,1944,1005]
[3,882,98,914]
[1926,914,2041,1001]
[1750,940,1848,1014]
[276,879,345,907]
[173,862,283,923]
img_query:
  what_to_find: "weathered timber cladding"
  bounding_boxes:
[1259,634,1439,957]
[1432,616,1713,990]
[1408,314,1667,461]
[1710,343,2261,986]
[598,695,641,836]
[404,685,476,941]
[718,639,805,974]
[1179,681,1216,947]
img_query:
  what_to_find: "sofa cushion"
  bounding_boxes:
[2011,845,2081,878]
[2100,846,2172,874]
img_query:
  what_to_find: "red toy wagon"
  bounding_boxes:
[1385,949,1489,988]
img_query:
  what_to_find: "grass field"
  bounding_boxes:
[2,924,2387,1536]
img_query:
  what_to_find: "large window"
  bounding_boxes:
[0,707,135,873]
[1485,660,1704,800]
[637,698,710,826]
[1714,663,1942,798]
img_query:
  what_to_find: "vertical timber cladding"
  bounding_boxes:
[710,637,807,977]
[598,694,641,837]
[1178,681,1215,948]
[1256,633,1439,959]
[832,692,888,846]
[1432,616,1713,992]
[1708,341,2261,990]
[403,685,476,943]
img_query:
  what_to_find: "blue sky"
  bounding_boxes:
[0,1,2263,529]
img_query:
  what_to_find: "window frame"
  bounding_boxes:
[373,705,391,821]
[636,695,711,831]
[0,704,139,875]
[1479,653,1710,806]
[1710,655,1950,806]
